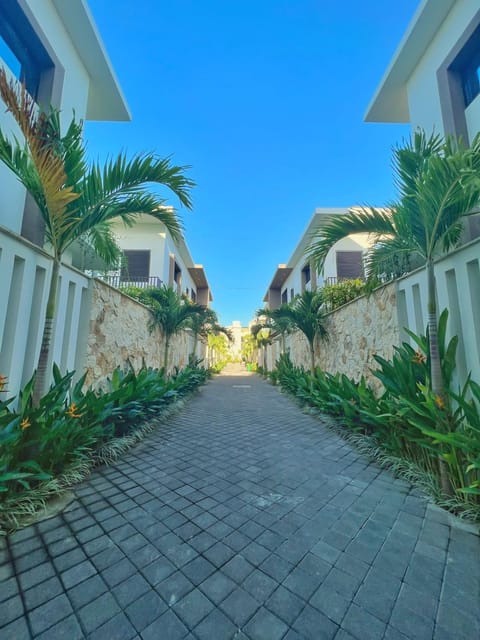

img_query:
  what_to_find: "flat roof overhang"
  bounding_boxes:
[52,0,131,121]
[364,0,456,123]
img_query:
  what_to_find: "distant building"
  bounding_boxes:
[226,321,249,359]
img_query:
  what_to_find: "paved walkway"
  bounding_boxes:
[1,365,479,639]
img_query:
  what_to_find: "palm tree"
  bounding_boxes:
[270,290,327,375]
[0,69,194,402]
[307,131,480,495]
[188,307,232,364]
[140,286,204,370]
[307,131,480,397]
[256,307,293,355]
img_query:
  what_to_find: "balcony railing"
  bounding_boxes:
[97,275,163,289]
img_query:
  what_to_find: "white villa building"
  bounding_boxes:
[366,0,480,240]
[263,208,372,310]
[108,215,212,306]
[365,0,480,386]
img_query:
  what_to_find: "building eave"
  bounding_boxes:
[364,0,456,123]
[52,0,131,121]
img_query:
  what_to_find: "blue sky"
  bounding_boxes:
[86,0,419,326]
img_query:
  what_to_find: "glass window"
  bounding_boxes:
[0,33,21,78]
[0,1,53,100]
[462,54,480,106]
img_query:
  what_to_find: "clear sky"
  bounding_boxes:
[86,0,419,327]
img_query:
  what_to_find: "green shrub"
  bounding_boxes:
[273,311,480,516]
[0,363,208,503]
[322,279,367,312]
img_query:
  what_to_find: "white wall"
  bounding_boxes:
[406,0,480,136]
[113,220,198,297]
[0,227,90,402]
[397,237,480,389]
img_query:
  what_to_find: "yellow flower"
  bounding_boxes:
[412,350,426,365]
[20,418,31,430]
[434,395,445,410]
[0,374,7,391]
[66,403,81,419]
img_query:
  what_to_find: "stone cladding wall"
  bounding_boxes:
[277,282,399,393]
[84,279,197,388]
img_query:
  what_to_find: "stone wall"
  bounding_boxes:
[84,279,202,388]
[267,282,399,392]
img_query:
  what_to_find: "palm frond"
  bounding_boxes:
[306,207,394,273]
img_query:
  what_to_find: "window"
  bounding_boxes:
[336,251,363,280]
[121,250,150,282]
[0,0,54,100]
[290,288,294,301]
[302,264,311,284]
[301,263,311,292]
[281,289,288,304]
[191,289,197,302]
[458,25,480,107]
[174,262,182,285]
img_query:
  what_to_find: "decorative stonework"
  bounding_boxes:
[275,283,399,393]
[84,280,201,388]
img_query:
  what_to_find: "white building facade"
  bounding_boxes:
[263,208,372,310]
[107,215,212,306]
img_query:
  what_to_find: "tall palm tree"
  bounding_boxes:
[188,307,232,364]
[140,286,204,370]
[307,131,480,495]
[0,69,194,402]
[270,290,327,375]
[307,131,480,397]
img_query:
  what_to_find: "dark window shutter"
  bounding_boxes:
[121,250,150,281]
[336,251,363,280]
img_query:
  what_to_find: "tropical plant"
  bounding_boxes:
[308,131,480,396]
[139,286,204,370]
[269,290,327,374]
[0,362,208,516]
[188,307,232,364]
[0,68,194,402]
[207,333,230,370]
[256,307,293,355]
[307,131,480,492]
[322,278,367,312]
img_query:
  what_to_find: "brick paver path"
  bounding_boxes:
[1,365,479,639]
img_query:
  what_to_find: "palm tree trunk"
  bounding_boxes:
[190,333,198,364]
[427,260,443,397]
[426,259,452,496]
[309,342,315,376]
[163,334,170,371]
[281,333,286,355]
[34,259,60,405]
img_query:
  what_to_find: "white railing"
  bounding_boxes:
[0,226,91,401]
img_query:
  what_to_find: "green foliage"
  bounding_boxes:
[0,364,207,502]
[322,279,367,312]
[119,285,154,301]
[273,312,480,516]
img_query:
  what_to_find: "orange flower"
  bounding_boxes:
[0,374,7,391]
[434,395,445,410]
[66,403,81,419]
[20,418,31,430]
[412,351,426,365]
